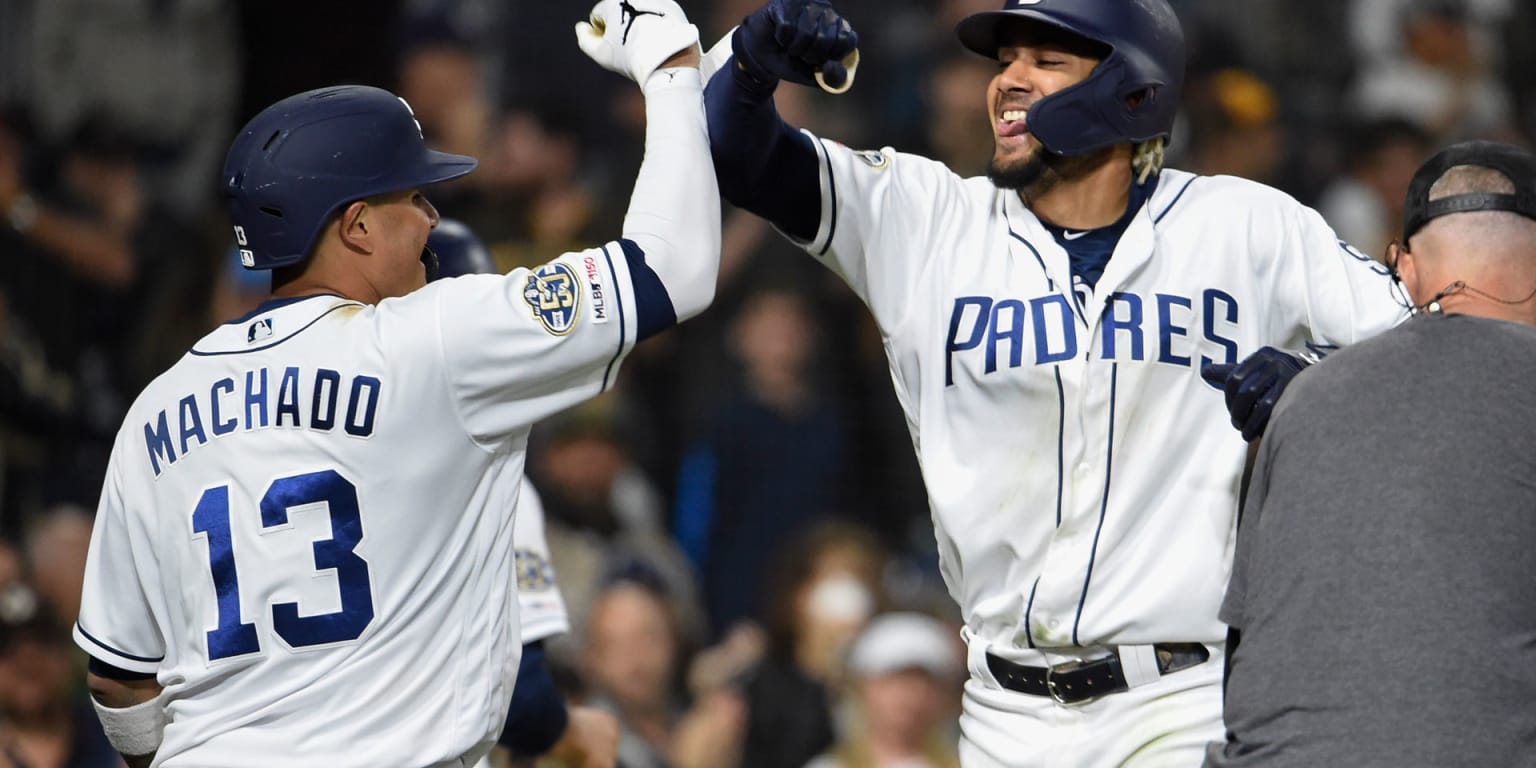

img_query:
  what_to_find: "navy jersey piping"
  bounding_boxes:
[191,302,362,357]
[815,136,839,257]
[76,622,164,663]
[1023,577,1040,649]
[1053,367,1066,527]
[1153,176,1198,224]
[220,293,343,326]
[598,243,629,390]
[1009,228,1089,327]
[1072,361,1118,646]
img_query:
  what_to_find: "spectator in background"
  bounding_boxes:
[531,397,705,662]
[1183,69,1285,186]
[1351,0,1516,143]
[1502,0,1536,141]
[21,505,92,632]
[674,286,852,637]
[736,522,886,768]
[0,116,146,531]
[397,20,491,161]
[921,55,997,177]
[0,587,117,768]
[1317,118,1432,259]
[582,567,684,768]
[460,107,595,266]
[580,564,741,768]
[23,0,238,222]
[0,543,21,595]
[808,612,963,768]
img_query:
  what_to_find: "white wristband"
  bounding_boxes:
[93,694,168,757]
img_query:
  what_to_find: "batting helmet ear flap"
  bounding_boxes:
[1026,56,1172,157]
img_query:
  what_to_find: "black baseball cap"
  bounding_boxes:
[1402,140,1536,243]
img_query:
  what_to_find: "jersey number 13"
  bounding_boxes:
[191,469,374,660]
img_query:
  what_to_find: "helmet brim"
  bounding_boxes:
[956,10,1107,61]
[414,149,479,187]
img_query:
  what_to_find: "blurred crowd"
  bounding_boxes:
[0,0,1531,766]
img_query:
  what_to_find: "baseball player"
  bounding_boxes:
[427,220,620,768]
[703,0,1407,764]
[71,2,715,765]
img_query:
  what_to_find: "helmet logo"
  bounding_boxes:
[397,97,424,139]
[233,225,256,267]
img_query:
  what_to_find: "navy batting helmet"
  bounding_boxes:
[222,85,478,270]
[427,218,497,279]
[956,0,1185,157]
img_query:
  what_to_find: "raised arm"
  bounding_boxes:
[702,0,859,242]
[577,0,720,326]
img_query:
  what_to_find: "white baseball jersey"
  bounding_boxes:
[76,246,645,767]
[513,479,569,644]
[795,134,1406,656]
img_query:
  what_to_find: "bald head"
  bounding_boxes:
[1401,164,1536,322]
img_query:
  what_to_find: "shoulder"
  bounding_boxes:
[805,132,974,192]
[1150,169,1311,223]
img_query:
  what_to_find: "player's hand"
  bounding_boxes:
[1200,347,1311,442]
[545,705,619,768]
[733,0,861,93]
[575,0,700,86]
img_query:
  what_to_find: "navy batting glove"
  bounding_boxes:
[733,0,858,88]
[1200,347,1310,442]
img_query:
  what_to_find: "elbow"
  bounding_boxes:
[659,233,717,324]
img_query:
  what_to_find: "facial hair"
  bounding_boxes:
[988,143,1118,201]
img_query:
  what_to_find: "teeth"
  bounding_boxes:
[1002,109,1026,122]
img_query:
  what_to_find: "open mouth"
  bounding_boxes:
[996,108,1029,141]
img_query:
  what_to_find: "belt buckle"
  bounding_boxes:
[1044,658,1091,705]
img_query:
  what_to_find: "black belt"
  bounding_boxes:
[985,642,1210,704]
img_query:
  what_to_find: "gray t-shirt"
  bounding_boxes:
[1209,314,1536,768]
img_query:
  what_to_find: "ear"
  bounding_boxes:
[338,200,374,254]
[1393,240,1419,298]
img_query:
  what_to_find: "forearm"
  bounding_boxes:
[87,671,164,766]
[704,62,821,242]
[500,644,568,756]
[622,67,720,324]
[5,195,136,288]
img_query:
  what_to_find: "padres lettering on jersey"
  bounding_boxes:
[799,133,1405,653]
[944,289,1241,385]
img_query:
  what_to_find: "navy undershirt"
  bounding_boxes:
[1038,175,1156,293]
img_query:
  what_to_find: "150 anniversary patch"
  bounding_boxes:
[522,262,582,335]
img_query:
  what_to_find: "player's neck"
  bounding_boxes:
[271,254,382,304]
[1024,154,1133,231]
[1431,293,1536,325]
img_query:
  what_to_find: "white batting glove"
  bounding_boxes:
[575,0,700,86]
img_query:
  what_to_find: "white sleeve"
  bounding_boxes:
[797,133,967,334]
[514,480,570,644]
[1277,199,1409,348]
[619,67,720,324]
[417,245,639,443]
[74,448,164,675]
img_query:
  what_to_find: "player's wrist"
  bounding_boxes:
[643,64,704,93]
[730,24,781,88]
